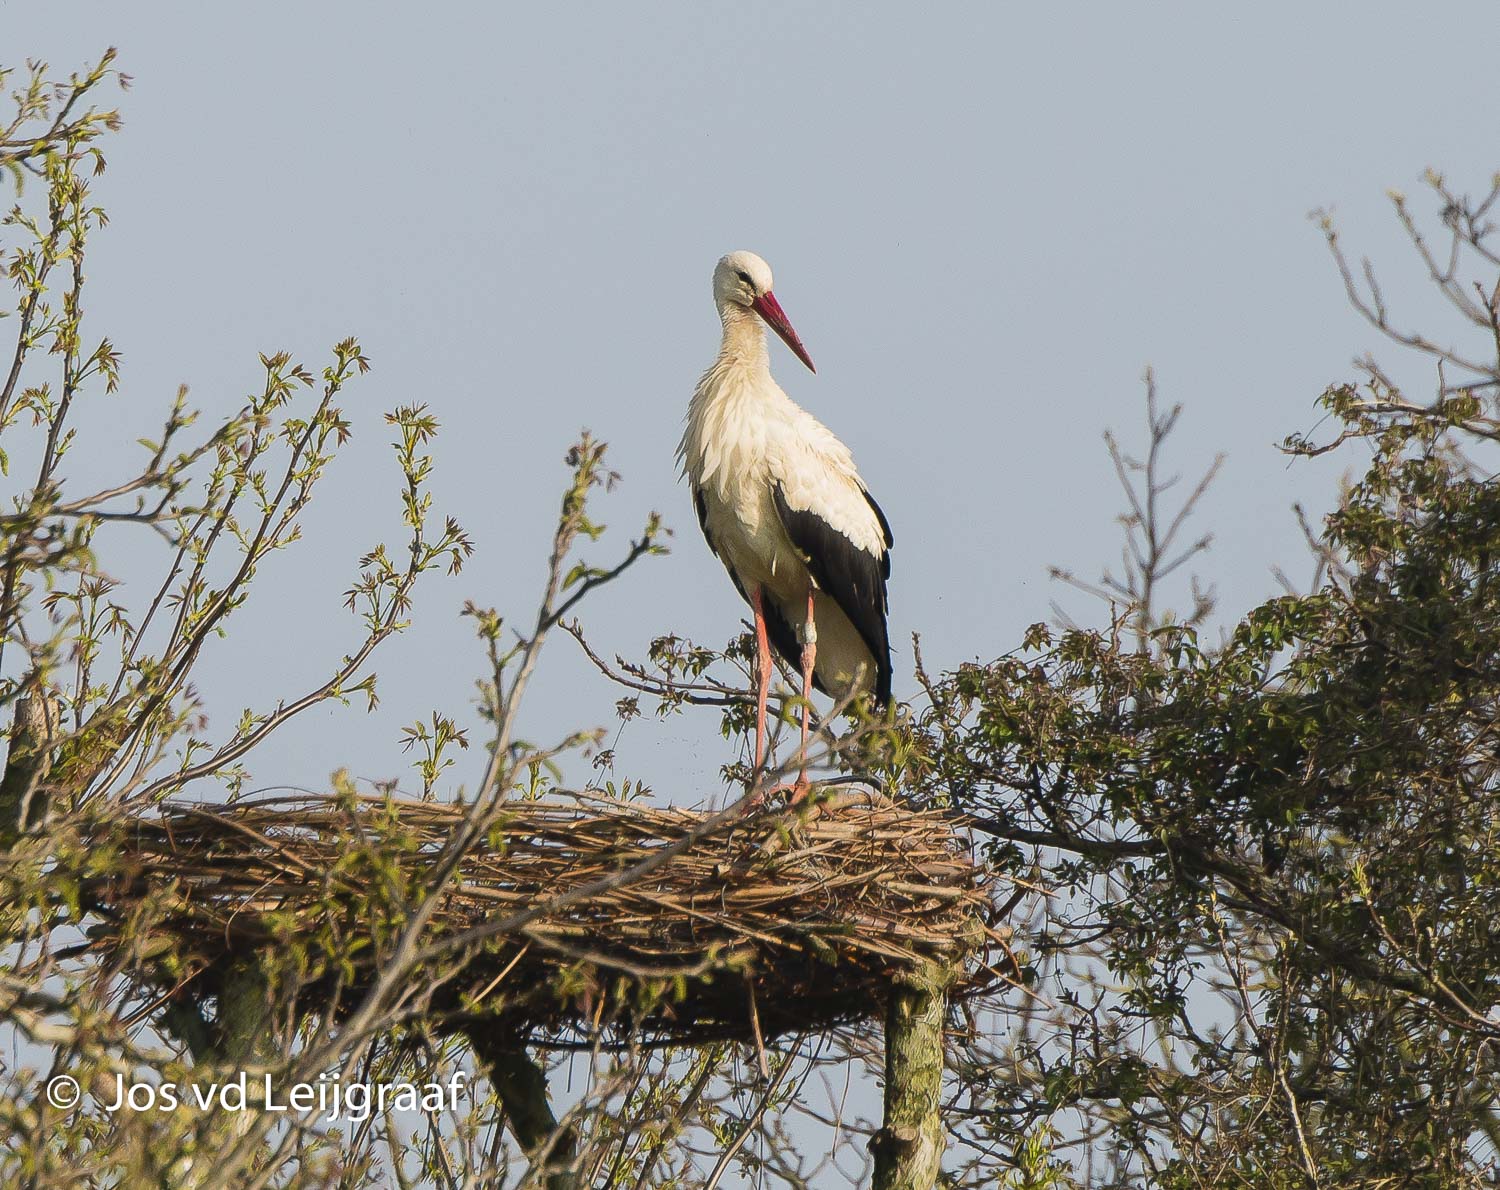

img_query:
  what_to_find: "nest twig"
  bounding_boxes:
[84,788,1001,1046]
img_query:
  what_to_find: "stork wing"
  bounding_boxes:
[771,478,893,705]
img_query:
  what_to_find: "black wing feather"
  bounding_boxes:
[864,489,894,579]
[694,486,714,553]
[772,482,893,705]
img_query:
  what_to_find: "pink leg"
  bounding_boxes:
[789,587,816,805]
[749,587,772,779]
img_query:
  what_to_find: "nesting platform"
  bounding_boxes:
[86,789,1000,1046]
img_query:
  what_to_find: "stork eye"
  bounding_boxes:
[736,269,754,289]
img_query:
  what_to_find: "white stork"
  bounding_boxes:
[678,250,893,799]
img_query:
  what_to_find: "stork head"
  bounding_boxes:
[713,250,816,373]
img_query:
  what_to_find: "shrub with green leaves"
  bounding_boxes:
[917,175,1500,1186]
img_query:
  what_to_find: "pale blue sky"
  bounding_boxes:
[5,2,1496,802]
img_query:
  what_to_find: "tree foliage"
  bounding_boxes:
[916,173,1500,1186]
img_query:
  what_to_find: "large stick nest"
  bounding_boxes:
[86,789,1004,1046]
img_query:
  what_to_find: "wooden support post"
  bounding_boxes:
[170,958,275,1189]
[216,956,273,1065]
[466,1031,579,1190]
[871,958,955,1190]
[0,691,60,844]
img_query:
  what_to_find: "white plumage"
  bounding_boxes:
[678,251,893,794]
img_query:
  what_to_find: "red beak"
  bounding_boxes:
[751,290,816,373]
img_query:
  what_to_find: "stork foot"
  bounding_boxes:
[762,778,815,806]
[743,772,774,809]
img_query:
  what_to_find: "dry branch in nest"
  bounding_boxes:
[83,789,1003,1047]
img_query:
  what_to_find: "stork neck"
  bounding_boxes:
[716,303,770,374]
